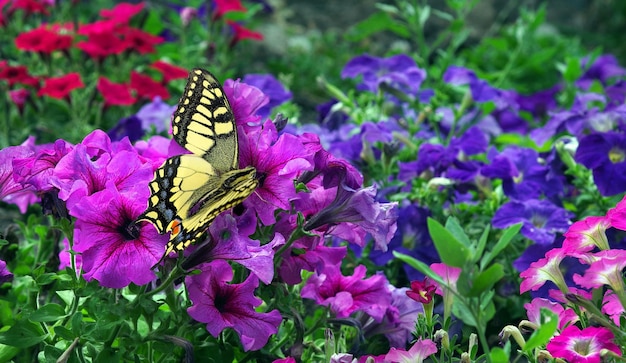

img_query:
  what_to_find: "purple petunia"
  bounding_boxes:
[0,137,38,212]
[70,182,167,288]
[492,199,573,245]
[342,54,427,97]
[0,260,13,284]
[224,78,269,127]
[135,96,177,134]
[241,73,292,119]
[186,260,282,351]
[575,131,626,196]
[301,264,391,322]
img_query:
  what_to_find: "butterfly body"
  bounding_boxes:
[137,69,258,259]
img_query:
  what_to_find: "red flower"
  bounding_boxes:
[406,278,437,304]
[226,20,263,46]
[10,0,50,16]
[122,27,163,55]
[38,73,84,99]
[150,61,188,83]
[100,2,144,24]
[77,19,120,36]
[97,77,136,106]
[0,65,39,87]
[213,0,246,19]
[76,32,129,59]
[130,71,169,100]
[9,88,30,113]
[15,24,74,53]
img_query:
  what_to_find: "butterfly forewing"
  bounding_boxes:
[172,68,238,173]
[136,68,258,260]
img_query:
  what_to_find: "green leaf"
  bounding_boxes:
[489,345,511,363]
[393,252,445,286]
[30,303,67,322]
[53,326,75,341]
[474,224,490,261]
[481,223,522,269]
[560,56,583,83]
[444,217,472,248]
[427,218,470,267]
[468,264,504,296]
[0,344,20,362]
[0,321,47,348]
[346,12,409,41]
[524,309,558,352]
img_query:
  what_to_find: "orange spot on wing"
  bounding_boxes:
[170,219,182,237]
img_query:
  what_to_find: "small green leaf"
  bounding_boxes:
[427,218,470,267]
[489,345,511,363]
[468,264,504,296]
[30,303,67,322]
[53,326,75,341]
[444,217,471,248]
[524,309,558,351]
[474,225,490,261]
[393,252,445,286]
[481,223,521,269]
[0,321,47,348]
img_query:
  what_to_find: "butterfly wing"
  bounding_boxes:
[172,68,238,172]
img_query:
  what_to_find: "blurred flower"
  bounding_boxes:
[241,73,292,119]
[9,88,30,113]
[523,297,578,331]
[575,131,626,196]
[97,77,136,106]
[122,27,163,55]
[302,264,391,321]
[492,199,573,245]
[577,54,626,90]
[99,1,144,24]
[342,54,426,97]
[15,23,73,53]
[213,0,246,19]
[130,71,170,100]
[10,0,50,16]
[150,61,189,83]
[71,183,166,288]
[108,115,144,142]
[546,326,620,363]
[0,260,13,284]
[186,260,282,351]
[227,20,263,46]
[384,339,437,363]
[136,97,176,133]
[0,64,39,87]
[179,6,197,26]
[75,31,129,59]
[38,73,84,100]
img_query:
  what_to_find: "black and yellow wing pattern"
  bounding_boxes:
[136,68,258,258]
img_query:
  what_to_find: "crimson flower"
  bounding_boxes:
[122,27,163,55]
[406,278,436,304]
[76,32,129,59]
[0,65,39,87]
[150,61,188,83]
[227,20,263,46]
[130,71,170,100]
[99,2,144,24]
[39,73,84,100]
[10,0,49,16]
[97,77,136,106]
[15,24,74,53]
[213,0,246,19]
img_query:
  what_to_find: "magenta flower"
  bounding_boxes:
[0,259,13,283]
[384,339,437,363]
[562,216,610,253]
[301,264,391,321]
[519,247,571,294]
[572,249,626,294]
[546,325,621,363]
[224,78,269,127]
[602,291,624,326]
[430,263,461,296]
[70,183,167,288]
[241,73,292,119]
[606,195,626,231]
[524,298,578,331]
[12,139,74,193]
[0,137,38,213]
[186,260,282,351]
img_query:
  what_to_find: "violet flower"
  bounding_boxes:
[575,131,626,196]
[242,73,292,119]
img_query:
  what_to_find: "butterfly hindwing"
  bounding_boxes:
[136,68,258,259]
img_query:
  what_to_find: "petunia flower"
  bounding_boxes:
[70,182,167,288]
[523,298,578,331]
[407,278,436,304]
[150,61,188,83]
[227,20,263,46]
[38,73,84,100]
[602,291,624,326]
[301,264,391,322]
[0,137,38,212]
[99,2,144,24]
[212,0,246,19]
[519,247,571,294]
[384,339,438,363]
[572,249,626,295]
[241,73,292,119]
[130,71,170,100]
[12,138,74,192]
[75,31,129,59]
[97,77,136,106]
[607,195,626,231]
[122,27,163,55]
[492,199,573,245]
[223,78,269,127]
[0,260,13,284]
[108,115,144,142]
[186,260,282,351]
[15,23,74,53]
[575,131,626,196]
[135,97,176,133]
[0,64,39,88]
[546,325,621,363]
[562,216,610,253]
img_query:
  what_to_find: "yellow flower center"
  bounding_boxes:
[609,146,625,164]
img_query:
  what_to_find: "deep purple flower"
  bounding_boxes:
[443,66,499,102]
[301,264,391,321]
[186,260,282,351]
[239,119,314,225]
[316,99,349,130]
[241,73,292,119]
[0,260,13,283]
[303,182,398,252]
[70,183,167,288]
[136,97,176,134]
[515,85,561,117]
[398,143,454,181]
[577,54,626,90]
[575,131,626,196]
[0,137,38,212]
[492,199,573,245]
[12,139,73,192]
[342,54,427,96]
[224,78,269,127]
[108,115,144,142]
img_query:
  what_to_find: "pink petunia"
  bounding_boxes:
[546,326,621,363]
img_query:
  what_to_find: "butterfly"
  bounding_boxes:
[136,68,258,260]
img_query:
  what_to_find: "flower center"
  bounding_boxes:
[530,214,547,228]
[608,146,625,164]
[572,338,591,356]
